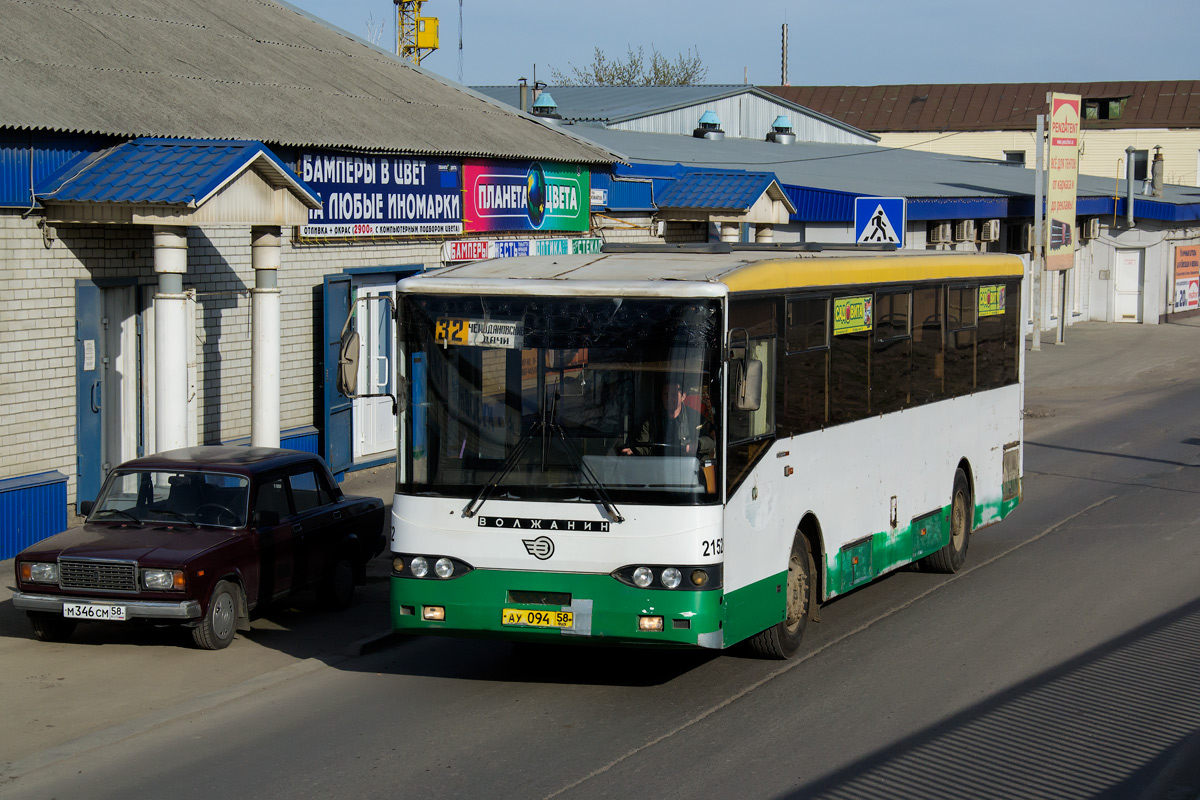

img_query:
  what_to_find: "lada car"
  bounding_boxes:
[12,447,386,650]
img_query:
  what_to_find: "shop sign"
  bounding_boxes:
[1174,245,1200,311]
[463,160,590,233]
[1046,93,1080,271]
[298,152,463,238]
[441,237,603,263]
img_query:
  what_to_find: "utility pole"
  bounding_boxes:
[1032,114,1044,351]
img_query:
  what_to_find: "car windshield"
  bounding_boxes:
[91,469,251,528]
[402,293,722,506]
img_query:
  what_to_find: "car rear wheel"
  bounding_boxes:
[316,551,356,612]
[193,580,239,650]
[28,612,77,643]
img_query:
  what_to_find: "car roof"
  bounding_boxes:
[114,446,319,476]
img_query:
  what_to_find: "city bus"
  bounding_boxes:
[385,244,1023,658]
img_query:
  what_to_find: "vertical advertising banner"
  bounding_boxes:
[299,152,463,239]
[1046,93,1081,271]
[1174,245,1200,311]
[463,160,590,233]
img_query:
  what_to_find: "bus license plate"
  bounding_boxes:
[63,603,127,621]
[501,608,573,629]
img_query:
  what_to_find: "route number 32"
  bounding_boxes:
[702,538,723,557]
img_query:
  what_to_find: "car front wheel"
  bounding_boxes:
[192,580,240,650]
[28,611,77,643]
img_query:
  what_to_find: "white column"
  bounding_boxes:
[720,222,740,243]
[755,224,774,243]
[153,226,189,454]
[251,226,282,448]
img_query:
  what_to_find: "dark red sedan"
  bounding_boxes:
[12,447,386,650]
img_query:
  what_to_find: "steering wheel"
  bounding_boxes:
[195,503,237,526]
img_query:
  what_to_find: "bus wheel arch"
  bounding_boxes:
[923,466,973,574]
[798,513,824,621]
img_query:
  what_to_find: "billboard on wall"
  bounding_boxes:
[1046,93,1080,271]
[1175,245,1200,311]
[463,160,590,233]
[298,153,464,238]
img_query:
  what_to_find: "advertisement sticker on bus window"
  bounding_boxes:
[435,318,524,349]
[832,296,873,335]
[979,285,1006,316]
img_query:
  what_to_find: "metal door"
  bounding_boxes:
[322,275,353,474]
[76,282,104,509]
[352,280,398,460]
[1114,250,1143,323]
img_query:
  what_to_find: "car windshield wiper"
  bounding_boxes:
[92,507,144,527]
[462,432,535,519]
[152,508,199,528]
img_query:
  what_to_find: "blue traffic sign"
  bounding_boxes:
[854,197,906,248]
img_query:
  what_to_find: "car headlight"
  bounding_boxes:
[142,568,186,591]
[20,562,59,584]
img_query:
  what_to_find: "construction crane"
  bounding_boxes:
[395,0,438,65]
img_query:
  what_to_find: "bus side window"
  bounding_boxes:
[830,293,871,425]
[781,295,829,435]
[911,286,944,404]
[873,291,912,414]
[945,285,977,397]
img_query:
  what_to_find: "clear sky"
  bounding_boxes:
[286,0,1198,88]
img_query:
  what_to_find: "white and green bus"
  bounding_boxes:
[386,245,1023,658]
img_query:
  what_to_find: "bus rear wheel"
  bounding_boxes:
[924,469,971,574]
[747,535,813,659]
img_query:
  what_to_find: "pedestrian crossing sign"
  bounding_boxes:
[854,197,906,248]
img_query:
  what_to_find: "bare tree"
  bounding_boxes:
[550,45,708,86]
[364,13,387,49]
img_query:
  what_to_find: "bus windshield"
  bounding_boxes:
[401,294,722,506]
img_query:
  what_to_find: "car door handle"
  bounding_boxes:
[333,510,343,521]
[292,524,303,533]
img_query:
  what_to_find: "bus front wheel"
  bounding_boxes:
[747,535,813,659]
[924,469,971,574]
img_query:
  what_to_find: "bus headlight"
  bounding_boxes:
[661,567,682,589]
[632,567,654,588]
[434,558,454,578]
[690,569,709,587]
[410,557,429,578]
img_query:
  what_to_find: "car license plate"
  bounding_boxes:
[501,608,573,629]
[63,603,127,621]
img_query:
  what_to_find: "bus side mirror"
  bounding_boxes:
[735,357,763,411]
[337,330,360,396]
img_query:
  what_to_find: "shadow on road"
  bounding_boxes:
[784,596,1200,800]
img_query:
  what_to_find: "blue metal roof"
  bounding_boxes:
[656,171,782,211]
[35,138,320,207]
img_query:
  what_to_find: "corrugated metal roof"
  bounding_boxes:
[576,127,1200,222]
[1,0,618,165]
[763,82,1200,132]
[36,138,320,208]
[470,84,876,142]
[656,171,780,211]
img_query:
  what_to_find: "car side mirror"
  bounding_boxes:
[252,509,280,528]
[337,330,360,396]
[735,357,763,411]
[79,500,94,517]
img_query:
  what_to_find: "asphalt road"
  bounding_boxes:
[3,321,1200,800]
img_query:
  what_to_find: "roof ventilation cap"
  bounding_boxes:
[767,114,795,144]
[693,110,725,140]
[531,92,562,122]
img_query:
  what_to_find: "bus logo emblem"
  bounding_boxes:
[523,536,555,560]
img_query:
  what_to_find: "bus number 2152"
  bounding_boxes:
[703,538,723,557]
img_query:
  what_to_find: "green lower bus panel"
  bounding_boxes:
[392,569,726,650]
[840,539,873,592]
[910,509,949,559]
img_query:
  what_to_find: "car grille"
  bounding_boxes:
[59,559,138,592]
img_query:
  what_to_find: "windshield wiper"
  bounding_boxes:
[462,432,534,519]
[152,508,199,528]
[544,422,624,524]
[92,508,144,527]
